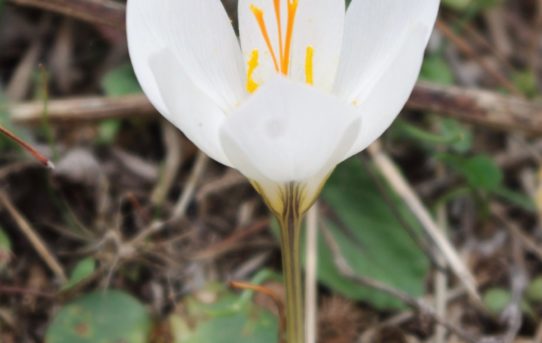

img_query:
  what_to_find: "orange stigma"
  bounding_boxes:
[281,0,298,74]
[248,0,314,89]
[250,0,299,75]
[250,5,280,71]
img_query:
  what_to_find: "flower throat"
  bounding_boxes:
[247,0,314,93]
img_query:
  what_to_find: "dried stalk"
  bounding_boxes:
[0,192,66,281]
[368,141,480,302]
[8,0,125,30]
[11,82,542,135]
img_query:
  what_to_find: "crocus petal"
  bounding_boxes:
[149,50,231,167]
[126,0,169,114]
[289,0,345,91]
[220,76,361,185]
[333,0,439,101]
[344,23,430,157]
[127,0,246,112]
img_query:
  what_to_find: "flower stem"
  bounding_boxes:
[277,183,305,343]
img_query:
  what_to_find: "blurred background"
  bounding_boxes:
[1,0,542,342]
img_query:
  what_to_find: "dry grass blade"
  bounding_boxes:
[0,126,54,169]
[8,0,125,30]
[368,142,480,303]
[0,192,66,282]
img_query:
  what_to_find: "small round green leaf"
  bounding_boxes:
[46,290,151,343]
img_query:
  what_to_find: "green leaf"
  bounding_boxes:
[315,158,429,309]
[483,288,535,318]
[0,228,11,271]
[483,288,510,316]
[97,119,122,145]
[45,290,151,343]
[421,55,455,85]
[98,63,140,144]
[512,70,539,98]
[442,0,472,10]
[442,0,502,11]
[171,284,278,343]
[62,257,96,291]
[526,276,542,303]
[101,63,141,97]
[439,118,473,153]
[493,187,536,213]
[438,154,503,191]
[394,118,472,153]
[0,90,31,150]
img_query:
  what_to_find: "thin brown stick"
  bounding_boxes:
[321,224,478,343]
[408,81,542,134]
[0,126,54,168]
[129,151,209,246]
[193,218,269,260]
[11,81,542,135]
[8,0,125,30]
[492,204,542,263]
[230,281,286,343]
[0,285,54,298]
[170,151,208,223]
[151,122,183,207]
[0,192,66,281]
[10,94,155,125]
[435,20,521,96]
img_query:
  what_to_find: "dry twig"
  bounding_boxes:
[0,191,66,282]
[8,0,125,30]
[11,81,542,135]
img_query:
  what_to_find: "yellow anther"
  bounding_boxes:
[305,46,314,86]
[247,49,260,93]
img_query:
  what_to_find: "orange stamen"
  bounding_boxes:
[305,45,314,85]
[273,0,284,63]
[281,0,299,74]
[250,5,280,72]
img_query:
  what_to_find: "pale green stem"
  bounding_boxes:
[278,216,304,343]
[276,183,305,343]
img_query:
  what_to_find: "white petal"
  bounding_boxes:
[149,50,231,167]
[127,0,246,112]
[127,0,169,114]
[220,76,361,185]
[345,23,430,157]
[289,0,345,91]
[334,0,439,101]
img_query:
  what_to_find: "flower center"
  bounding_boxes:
[246,0,314,93]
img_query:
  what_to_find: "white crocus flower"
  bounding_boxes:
[127,0,439,216]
